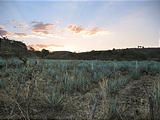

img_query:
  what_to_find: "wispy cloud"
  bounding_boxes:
[12,33,28,37]
[0,25,4,29]
[67,24,109,36]
[87,28,109,36]
[0,29,11,36]
[68,25,87,33]
[11,20,28,29]
[0,24,28,37]
[28,44,64,51]
[32,22,54,35]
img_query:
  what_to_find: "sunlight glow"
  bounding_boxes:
[0,1,159,51]
[44,45,77,52]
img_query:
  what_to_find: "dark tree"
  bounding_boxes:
[41,49,49,58]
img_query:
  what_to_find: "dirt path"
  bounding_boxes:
[117,75,156,119]
[53,75,157,119]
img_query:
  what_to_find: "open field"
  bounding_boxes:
[0,58,160,119]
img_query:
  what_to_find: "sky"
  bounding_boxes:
[0,0,160,52]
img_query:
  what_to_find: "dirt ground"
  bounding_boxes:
[0,74,159,119]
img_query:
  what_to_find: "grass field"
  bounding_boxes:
[0,58,160,119]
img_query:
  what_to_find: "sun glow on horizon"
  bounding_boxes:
[28,44,79,52]
[46,46,77,52]
[0,1,159,51]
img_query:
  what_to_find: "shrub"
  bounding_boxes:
[44,85,65,108]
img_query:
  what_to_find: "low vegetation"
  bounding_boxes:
[0,37,160,119]
[0,58,160,119]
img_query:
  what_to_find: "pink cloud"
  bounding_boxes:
[12,33,28,37]
[68,25,87,33]
[68,24,109,36]
[11,20,28,29]
[86,28,108,36]
[0,29,11,36]
[32,22,54,34]
[27,44,64,51]
[0,25,4,29]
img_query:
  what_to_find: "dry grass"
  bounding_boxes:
[0,60,160,119]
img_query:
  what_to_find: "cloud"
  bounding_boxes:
[67,24,109,36]
[28,44,64,51]
[11,20,28,29]
[32,22,54,35]
[0,29,11,36]
[12,33,28,37]
[68,25,87,33]
[0,25,4,29]
[0,25,28,37]
[31,21,39,24]
[87,28,99,36]
[0,30,28,38]
[87,28,109,36]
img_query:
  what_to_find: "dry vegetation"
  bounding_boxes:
[0,59,160,119]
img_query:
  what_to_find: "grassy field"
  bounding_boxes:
[0,58,160,119]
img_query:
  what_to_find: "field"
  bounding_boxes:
[0,58,160,119]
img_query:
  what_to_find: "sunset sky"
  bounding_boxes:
[0,0,160,52]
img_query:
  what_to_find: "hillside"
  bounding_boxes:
[0,37,160,61]
[75,48,160,61]
[0,37,28,58]
[46,48,160,61]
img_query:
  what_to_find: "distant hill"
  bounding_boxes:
[0,37,28,58]
[75,48,160,61]
[0,37,160,61]
[46,48,160,61]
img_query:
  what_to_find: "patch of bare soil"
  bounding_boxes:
[116,75,157,120]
